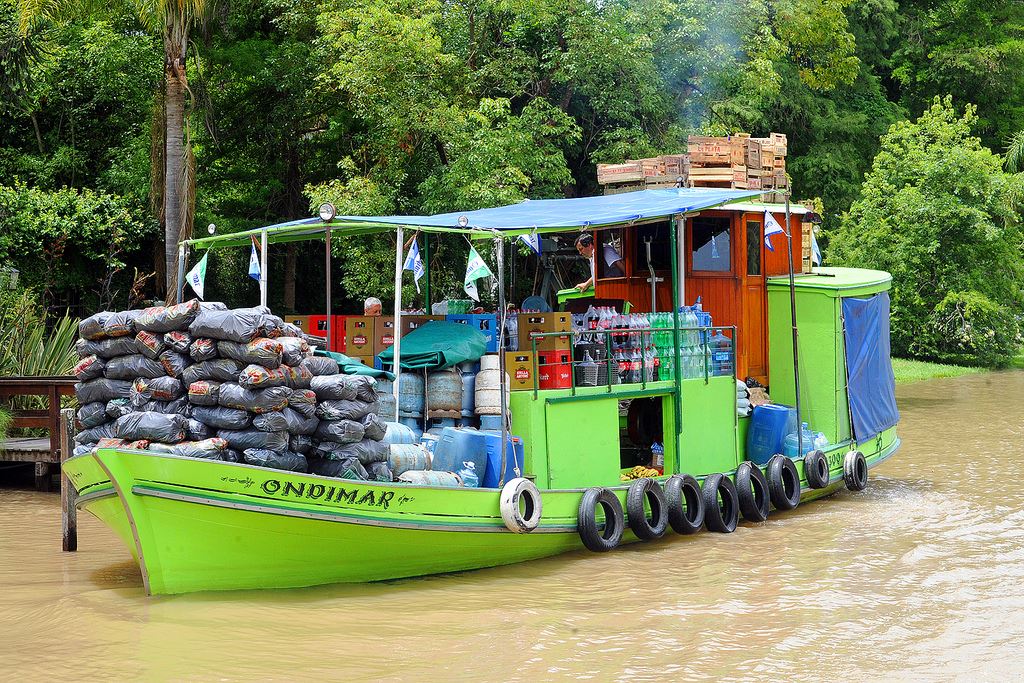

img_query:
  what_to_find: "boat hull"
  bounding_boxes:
[66,433,900,595]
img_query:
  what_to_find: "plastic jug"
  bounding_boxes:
[783,422,816,458]
[457,461,479,488]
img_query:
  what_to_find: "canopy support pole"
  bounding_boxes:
[392,227,404,421]
[495,235,510,485]
[669,215,684,474]
[175,242,187,304]
[423,234,431,310]
[784,195,803,455]
[325,228,332,352]
[259,228,269,308]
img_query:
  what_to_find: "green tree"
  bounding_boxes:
[829,97,1024,366]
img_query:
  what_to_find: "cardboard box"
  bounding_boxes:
[285,315,311,331]
[400,315,443,337]
[373,316,397,355]
[506,352,537,391]
[345,316,374,354]
[518,312,572,352]
[348,354,376,368]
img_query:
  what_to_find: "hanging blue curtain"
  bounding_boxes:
[842,292,899,441]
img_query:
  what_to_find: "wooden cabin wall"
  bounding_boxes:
[763,211,803,276]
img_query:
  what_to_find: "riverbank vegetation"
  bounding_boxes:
[891,358,987,385]
[0,0,1023,367]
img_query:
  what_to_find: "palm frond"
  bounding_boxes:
[1005,130,1024,173]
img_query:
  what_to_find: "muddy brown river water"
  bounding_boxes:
[2,372,1023,681]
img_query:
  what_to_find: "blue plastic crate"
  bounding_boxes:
[445,314,498,352]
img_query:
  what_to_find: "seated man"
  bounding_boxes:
[574,233,624,290]
[364,297,383,316]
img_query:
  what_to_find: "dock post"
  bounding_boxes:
[59,408,77,552]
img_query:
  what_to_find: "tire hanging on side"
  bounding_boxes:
[702,473,739,533]
[767,454,801,511]
[626,478,669,540]
[735,461,770,523]
[843,450,868,491]
[804,449,830,489]
[577,487,625,552]
[664,473,704,535]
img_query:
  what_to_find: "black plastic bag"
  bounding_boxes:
[223,448,243,463]
[278,337,311,366]
[159,350,190,378]
[308,455,367,480]
[361,413,387,441]
[132,376,184,404]
[239,364,289,389]
[200,301,228,311]
[187,380,220,406]
[135,330,166,359]
[104,354,165,380]
[280,322,304,338]
[77,402,108,429]
[135,299,200,333]
[103,310,141,338]
[301,356,340,377]
[189,338,216,361]
[105,398,133,419]
[164,331,193,353]
[316,399,377,422]
[218,429,289,452]
[251,410,288,432]
[365,461,394,482]
[261,315,285,338]
[79,312,114,341]
[310,374,357,401]
[218,383,291,414]
[313,418,365,444]
[253,407,318,435]
[182,359,244,385]
[73,355,105,381]
[287,389,317,418]
[242,448,308,472]
[217,338,283,369]
[289,434,313,454]
[282,365,312,390]
[191,405,252,430]
[185,418,212,441]
[189,308,266,343]
[172,437,227,459]
[77,336,140,359]
[76,378,132,404]
[145,397,191,415]
[74,421,119,444]
[115,412,188,442]
[323,438,388,464]
[73,444,96,457]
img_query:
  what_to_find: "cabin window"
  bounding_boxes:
[691,217,731,272]
[746,219,762,276]
[596,229,626,279]
[632,221,671,272]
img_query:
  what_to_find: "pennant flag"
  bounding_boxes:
[811,229,822,266]
[763,211,785,253]
[463,245,494,302]
[404,238,426,293]
[185,252,209,299]
[248,237,261,281]
[518,232,541,256]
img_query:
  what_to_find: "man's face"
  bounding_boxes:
[576,241,594,259]
[365,303,382,316]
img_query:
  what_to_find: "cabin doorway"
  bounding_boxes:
[741,215,768,383]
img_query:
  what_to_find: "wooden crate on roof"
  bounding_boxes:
[597,162,644,185]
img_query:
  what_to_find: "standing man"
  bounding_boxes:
[364,297,383,316]
[574,233,624,291]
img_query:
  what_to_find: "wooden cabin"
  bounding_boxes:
[589,203,807,386]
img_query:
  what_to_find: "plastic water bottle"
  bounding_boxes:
[457,461,479,488]
[813,431,829,451]
[651,441,664,472]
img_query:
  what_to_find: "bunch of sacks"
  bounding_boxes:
[72,301,392,481]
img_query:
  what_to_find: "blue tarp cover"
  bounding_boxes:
[842,292,899,441]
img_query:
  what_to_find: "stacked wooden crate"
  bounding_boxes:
[745,133,788,202]
[686,134,749,188]
[597,155,690,194]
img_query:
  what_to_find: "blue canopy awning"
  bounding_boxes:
[187,188,762,248]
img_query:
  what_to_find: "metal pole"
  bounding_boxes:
[784,195,803,456]
[495,236,512,484]
[423,233,431,310]
[325,228,332,352]
[260,228,269,308]
[392,227,404,421]
[669,215,684,474]
[176,242,187,304]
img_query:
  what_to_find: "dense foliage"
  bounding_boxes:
[0,0,1023,363]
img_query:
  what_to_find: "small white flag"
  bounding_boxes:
[764,211,786,252]
[518,232,541,255]
[248,237,261,281]
[404,238,425,293]
[185,252,209,299]
[464,245,494,302]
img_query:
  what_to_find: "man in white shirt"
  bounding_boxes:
[574,233,624,290]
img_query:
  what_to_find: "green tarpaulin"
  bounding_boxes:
[377,320,487,370]
[314,350,394,380]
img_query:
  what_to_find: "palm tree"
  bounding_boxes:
[1005,130,1024,174]
[18,0,210,299]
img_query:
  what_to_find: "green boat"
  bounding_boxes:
[63,188,901,595]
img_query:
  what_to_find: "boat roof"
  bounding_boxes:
[187,187,763,249]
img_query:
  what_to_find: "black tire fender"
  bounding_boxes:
[702,473,739,533]
[626,478,669,540]
[664,474,704,535]
[735,461,770,523]
[843,450,868,491]
[577,487,625,552]
[804,449,830,489]
[767,454,801,511]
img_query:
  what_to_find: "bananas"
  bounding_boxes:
[620,465,661,481]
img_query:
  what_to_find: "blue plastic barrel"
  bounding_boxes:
[746,404,794,465]
[481,434,525,488]
[431,427,489,476]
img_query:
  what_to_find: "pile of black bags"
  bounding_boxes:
[72,301,392,481]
